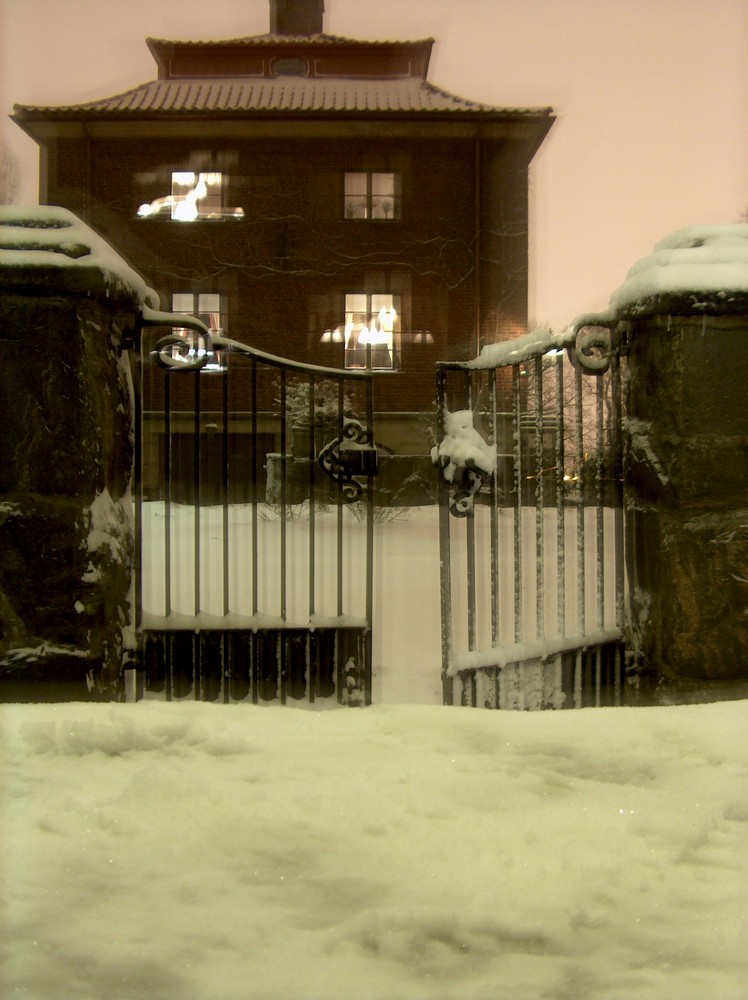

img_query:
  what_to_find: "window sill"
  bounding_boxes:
[135,214,245,223]
[344,368,403,374]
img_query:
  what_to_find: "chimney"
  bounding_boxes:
[269,0,324,35]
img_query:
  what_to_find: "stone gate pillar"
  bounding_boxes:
[0,207,154,700]
[611,224,748,702]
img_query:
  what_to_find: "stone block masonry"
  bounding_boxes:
[0,207,149,700]
[624,313,748,700]
[611,224,748,702]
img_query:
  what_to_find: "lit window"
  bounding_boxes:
[137,172,244,221]
[343,293,399,370]
[170,292,227,371]
[344,172,400,220]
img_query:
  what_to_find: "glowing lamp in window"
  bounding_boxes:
[137,172,244,221]
[343,293,399,370]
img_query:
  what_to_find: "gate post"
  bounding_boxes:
[612,225,748,703]
[0,207,152,700]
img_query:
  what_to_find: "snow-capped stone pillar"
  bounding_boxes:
[611,225,748,702]
[0,207,154,700]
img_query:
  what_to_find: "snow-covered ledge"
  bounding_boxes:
[0,206,154,701]
[610,223,748,317]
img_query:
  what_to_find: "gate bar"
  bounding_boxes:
[534,354,545,641]
[512,364,523,646]
[555,352,566,638]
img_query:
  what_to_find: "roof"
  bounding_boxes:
[144,32,436,82]
[146,33,436,48]
[13,76,551,120]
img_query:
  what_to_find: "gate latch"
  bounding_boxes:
[318,419,378,501]
[338,438,379,477]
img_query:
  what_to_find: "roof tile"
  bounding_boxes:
[15,77,550,118]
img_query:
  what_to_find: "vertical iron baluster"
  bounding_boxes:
[436,366,453,701]
[193,370,201,617]
[222,631,230,704]
[611,352,625,635]
[165,632,173,702]
[465,371,478,667]
[307,632,313,704]
[575,366,585,637]
[222,370,229,617]
[308,375,316,620]
[534,355,545,641]
[555,352,566,639]
[611,351,625,707]
[488,372,500,647]
[251,361,258,617]
[250,632,258,705]
[337,380,345,619]
[193,632,201,701]
[279,632,286,705]
[512,364,523,646]
[595,375,605,631]
[364,377,375,705]
[164,370,172,617]
[279,370,287,622]
[132,324,144,638]
[614,645,623,706]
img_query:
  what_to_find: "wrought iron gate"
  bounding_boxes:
[129,307,377,706]
[434,322,627,709]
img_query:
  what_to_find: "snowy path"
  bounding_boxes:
[3,699,747,1000]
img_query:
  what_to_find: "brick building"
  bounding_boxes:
[12,0,553,457]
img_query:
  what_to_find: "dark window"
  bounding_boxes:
[344,172,400,220]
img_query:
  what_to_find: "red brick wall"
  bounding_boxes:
[45,132,530,422]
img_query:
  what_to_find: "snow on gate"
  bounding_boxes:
[434,323,627,709]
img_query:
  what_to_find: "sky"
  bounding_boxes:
[0,0,746,331]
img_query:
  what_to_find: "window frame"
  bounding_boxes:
[342,291,401,371]
[343,171,401,222]
[170,291,227,372]
[136,171,244,222]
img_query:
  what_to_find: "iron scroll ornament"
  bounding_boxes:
[134,305,216,372]
[567,322,617,376]
[435,458,487,518]
[318,419,378,502]
[152,331,214,371]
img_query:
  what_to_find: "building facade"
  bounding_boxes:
[12,0,553,456]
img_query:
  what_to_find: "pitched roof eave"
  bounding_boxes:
[11,108,554,161]
[146,32,437,49]
[12,77,553,121]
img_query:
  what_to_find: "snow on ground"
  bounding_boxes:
[3,698,747,1000]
